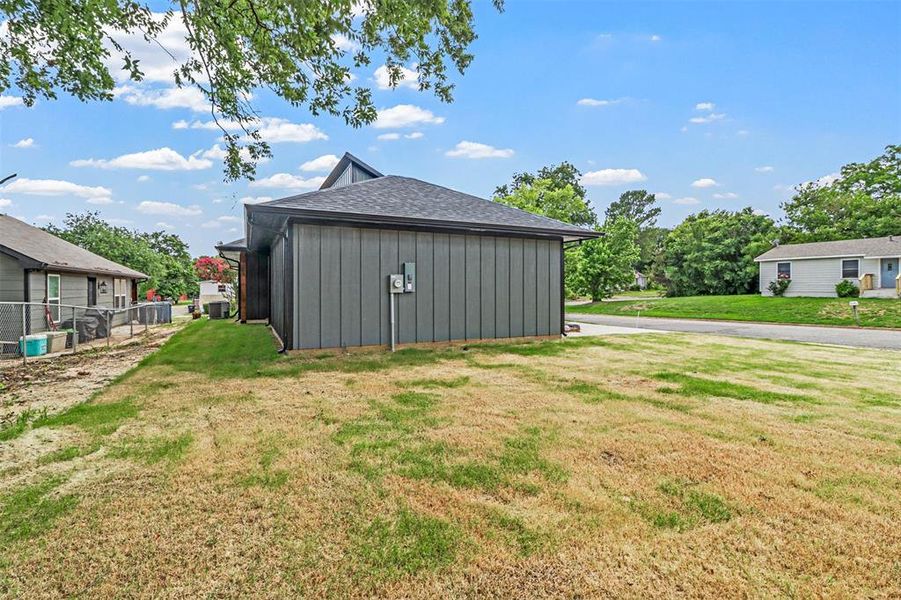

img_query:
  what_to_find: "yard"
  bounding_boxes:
[569,294,901,328]
[1,320,899,597]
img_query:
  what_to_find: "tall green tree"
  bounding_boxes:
[605,189,664,276]
[575,218,640,301]
[604,190,661,229]
[781,144,901,242]
[1,1,503,180]
[46,213,197,298]
[663,208,775,297]
[493,161,591,218]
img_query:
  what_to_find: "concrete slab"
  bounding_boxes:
[564,321,669,338]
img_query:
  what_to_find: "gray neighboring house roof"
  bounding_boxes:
[755,235,901,262]
[0,214,147,279]
[251,175,600,242]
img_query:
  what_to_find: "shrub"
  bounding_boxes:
[767,278,791,297]
[835,280,860,298]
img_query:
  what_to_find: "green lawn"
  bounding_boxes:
[2,319,899,597]
[567,294,901,328]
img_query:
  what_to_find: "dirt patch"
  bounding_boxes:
[0,324,182,426]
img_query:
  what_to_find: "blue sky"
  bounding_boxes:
[1,1,899,255]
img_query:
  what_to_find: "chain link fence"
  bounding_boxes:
[0,302,172,364]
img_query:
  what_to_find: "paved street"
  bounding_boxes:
[566,313,901,350]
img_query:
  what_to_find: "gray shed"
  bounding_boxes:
[219,153,599,350]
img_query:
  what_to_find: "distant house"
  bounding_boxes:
[198,280,234,307]
[217,152,599,351]
[634,271,647,290]
[755,235,900,298]
[0,214,147,335]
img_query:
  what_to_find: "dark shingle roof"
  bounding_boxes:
[755,235,901,261]
[255,176,599,240]
[0,214,147,278]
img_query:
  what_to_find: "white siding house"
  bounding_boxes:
[756,236,901,298]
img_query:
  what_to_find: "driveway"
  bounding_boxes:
[566,313,901,350]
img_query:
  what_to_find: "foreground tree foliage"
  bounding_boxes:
[46,213,197,298]
[0,0,503,179]
[781,144,901,242]
[664,208,775,297]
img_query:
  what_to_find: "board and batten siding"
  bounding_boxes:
[760,257,868,297]
[269,233,288,344]
[292,224,562,350]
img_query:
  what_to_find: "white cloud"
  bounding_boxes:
[2,178,112,202]
[736,130,750,137]
[713,192,739,199]
[688,112,726,124]
[104,14,191,84]
[156,222,175,230]
[71,147,212,171]
[258,118,328,143]
[445,141,514,159]
[581,168,647,186]
[332,33,360,52]
[212,198,225,204]
[86,197,115,205]
[673,197,700,205]
[106,218,134,226]
[200,220,221,229]
[300,154,340,172]
[374,64,419,90]
[217,215,240,223]
[752,208,769,216]
[137,201,202,216]
[405,131,424,140]
[172,118,243,131]
[755,165,774,173]
[172,116,326,143]
[377,132,400,141]
[201,144,270,165]
[240,196,273,205]
[814,172,840,187]
[34,214,56,222]
[137,175,151,183]
[577,98,625,107]
[650,34,662,42]
[691,178,718,188]
[695,102,715,111]
[374,104,444,129]
[654,192,672,200]
[249,173,325,190]
[0,198,12,209]
[0,95,24,110]
[114,85,209,112]
[12,138,35,148]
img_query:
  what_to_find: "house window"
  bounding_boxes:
[113,278,128,309]
[776,262,791,280]
[47,274,61,322]
[841,259,859,279]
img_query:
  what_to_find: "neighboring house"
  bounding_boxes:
[0,214,146,331]
[218,152,599,351]
[198,280,234,307]
[755,235,901,298]
[634,271,647,290]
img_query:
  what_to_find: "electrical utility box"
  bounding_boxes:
[389,274,404,294]
[403,262,416,292]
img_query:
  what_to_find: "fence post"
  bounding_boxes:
[145,304,149,334]
[130,307,134,338]
[106,310,111,348]
[21,303,27,366]
[72,306,78,354]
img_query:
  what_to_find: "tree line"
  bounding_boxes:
[494,144,900,300]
